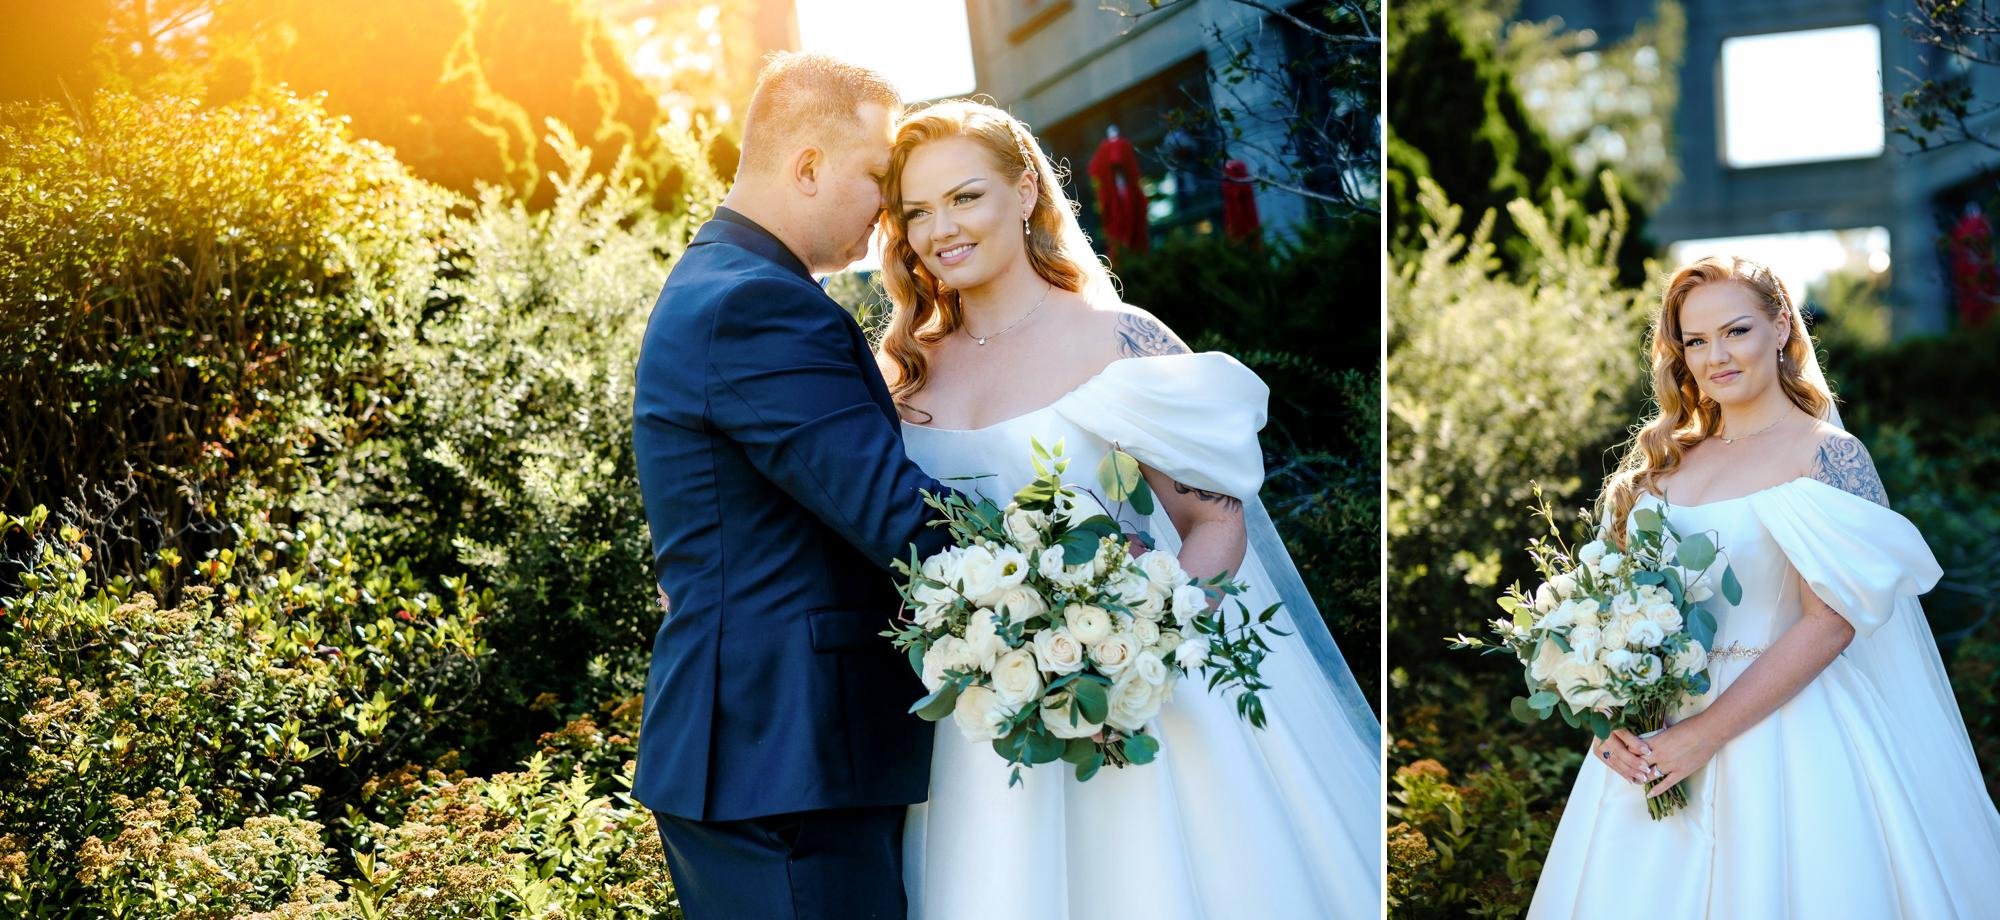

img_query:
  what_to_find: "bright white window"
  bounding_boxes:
[1719,25,1885,168]
[1668,227,1891,303]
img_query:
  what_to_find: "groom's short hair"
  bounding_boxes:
[737,52,901,177]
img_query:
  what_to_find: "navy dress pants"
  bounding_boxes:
[653,805,907,919]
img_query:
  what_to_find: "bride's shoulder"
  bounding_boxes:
[1799,421,1890,508]
[1083,301,1191,360]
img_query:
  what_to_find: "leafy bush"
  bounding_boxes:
[0,505,490,916]
[0,90,449,579]
[1387,174,1652,667]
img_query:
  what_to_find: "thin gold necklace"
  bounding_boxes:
[965,283,1053,346]
[1718,413,1787,445]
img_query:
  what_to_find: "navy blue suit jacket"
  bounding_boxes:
[630,208,950,822]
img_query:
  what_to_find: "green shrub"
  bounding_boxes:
[0,90,449,579]
[0,505,490,916]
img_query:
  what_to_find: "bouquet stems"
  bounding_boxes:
[1636,705,1687,820]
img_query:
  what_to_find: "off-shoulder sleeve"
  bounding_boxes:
[1748,478,1943,637]
[1051,352,1270,500]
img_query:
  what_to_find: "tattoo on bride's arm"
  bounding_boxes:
[1172,481,1243,514]
[1115,313,1189,359]
[1808,435,1890,507]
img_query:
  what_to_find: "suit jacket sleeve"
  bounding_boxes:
[706,278,951,569]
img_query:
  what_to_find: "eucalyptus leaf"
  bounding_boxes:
[1123,732,1160,765]
[1721,566,1743,605]
[910,684,960,721]
[1073,680,1109,724]
[1676,533,1717,572]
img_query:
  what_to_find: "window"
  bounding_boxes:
[1719,24,1885,168]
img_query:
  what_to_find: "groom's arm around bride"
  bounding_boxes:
[628,53,950,920]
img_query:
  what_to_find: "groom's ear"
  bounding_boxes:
[791,146,824,196]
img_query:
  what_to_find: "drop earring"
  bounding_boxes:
[1023,215,1031,237]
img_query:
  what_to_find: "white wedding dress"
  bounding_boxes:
[898,352,1382,919]
[1530,477,2000,918]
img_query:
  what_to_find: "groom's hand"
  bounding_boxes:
[657,586,672,615]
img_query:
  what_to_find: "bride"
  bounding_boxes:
[1528,256,2000,917]
[872,100,1382,919]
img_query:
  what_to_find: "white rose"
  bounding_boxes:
[1533,582,1559,614]
[913,601,952,629]
[1105,671,1166,732]
[1036,546,1070,583]
[1568,623,1603,663]
[1610,591,1645,618]
[1577,540,1607,568]
[920,636,975,692]
[1552,658,1612,710]
[1172,635,1211,670]
[1129,584,1168,620]
[1032,627,1087,675]
[1137,550,1186,591]
[956,545,1002,604]
[1150,628,1183,659]
[1002,504,1048,552]
[1630,654,1665,685]
[1637,585,1673,607]
[1600,647,1638,674]
[916,548,960,607]
[991,585,1048,626]
[1551,571,1579,598]
[1171,584,1210,626]
[989,648,1045,708]
[1529,636,1568,683]
[1600,618,1630,652]
[1671,641,1708,676]
[964,608,1010,670]
[1131,649,1170,687]
[1645,602,1683,633]
[1131,617,1162,647]
[1090,632,1140,677]
[1064,604,1115,646]
[951,685,1014,741]
[1627,619,1666,649]
[1039,696,1101,739]
[1596,552,1624,576]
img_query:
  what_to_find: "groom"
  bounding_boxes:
[629,52,950,919]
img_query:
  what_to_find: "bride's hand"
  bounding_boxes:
[1640,717,1723,798]
[1593,729,1653,785]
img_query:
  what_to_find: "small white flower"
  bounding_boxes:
[989,648,1045,708]
[913,601,951,629]
[1596,552,1624,576]
[920,636,975,692]
[1131,649,1171,687]
[1137,550,1187,591]
[957,545,1002,604]
[1090,632,1140,677]
[1003,504,1049,552]
[1600,647,1638,674]
[1172,636,1211,670]
[1577,540,1607,568]
[1627,619,1667,648]
[1150,628,1183,659]
[951,685,1014,741]
[964,608,1010,670]
[991,585,1048,626]
[1645,602,1683,633]
[1064,604,1115,646]
[989,546,1030,594]
[1630,654,1665,685]
[1671,641,1707,677]
[1550,571,1580,598]
[1131,617,1162,647]
[1032,627,1087,675]
[1171,583,1209,626]
[1552,658,1612,710]
[1533,582,1559,614]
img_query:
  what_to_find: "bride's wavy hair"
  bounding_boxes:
[876,100,1114,414]
[1598,255,1834,544]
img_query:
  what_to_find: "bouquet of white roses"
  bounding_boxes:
[1450,487,1741,818]
[885,438,1281,785]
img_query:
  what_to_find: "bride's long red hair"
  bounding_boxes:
[1598,256,1834,544]
[875,100,1112,415]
